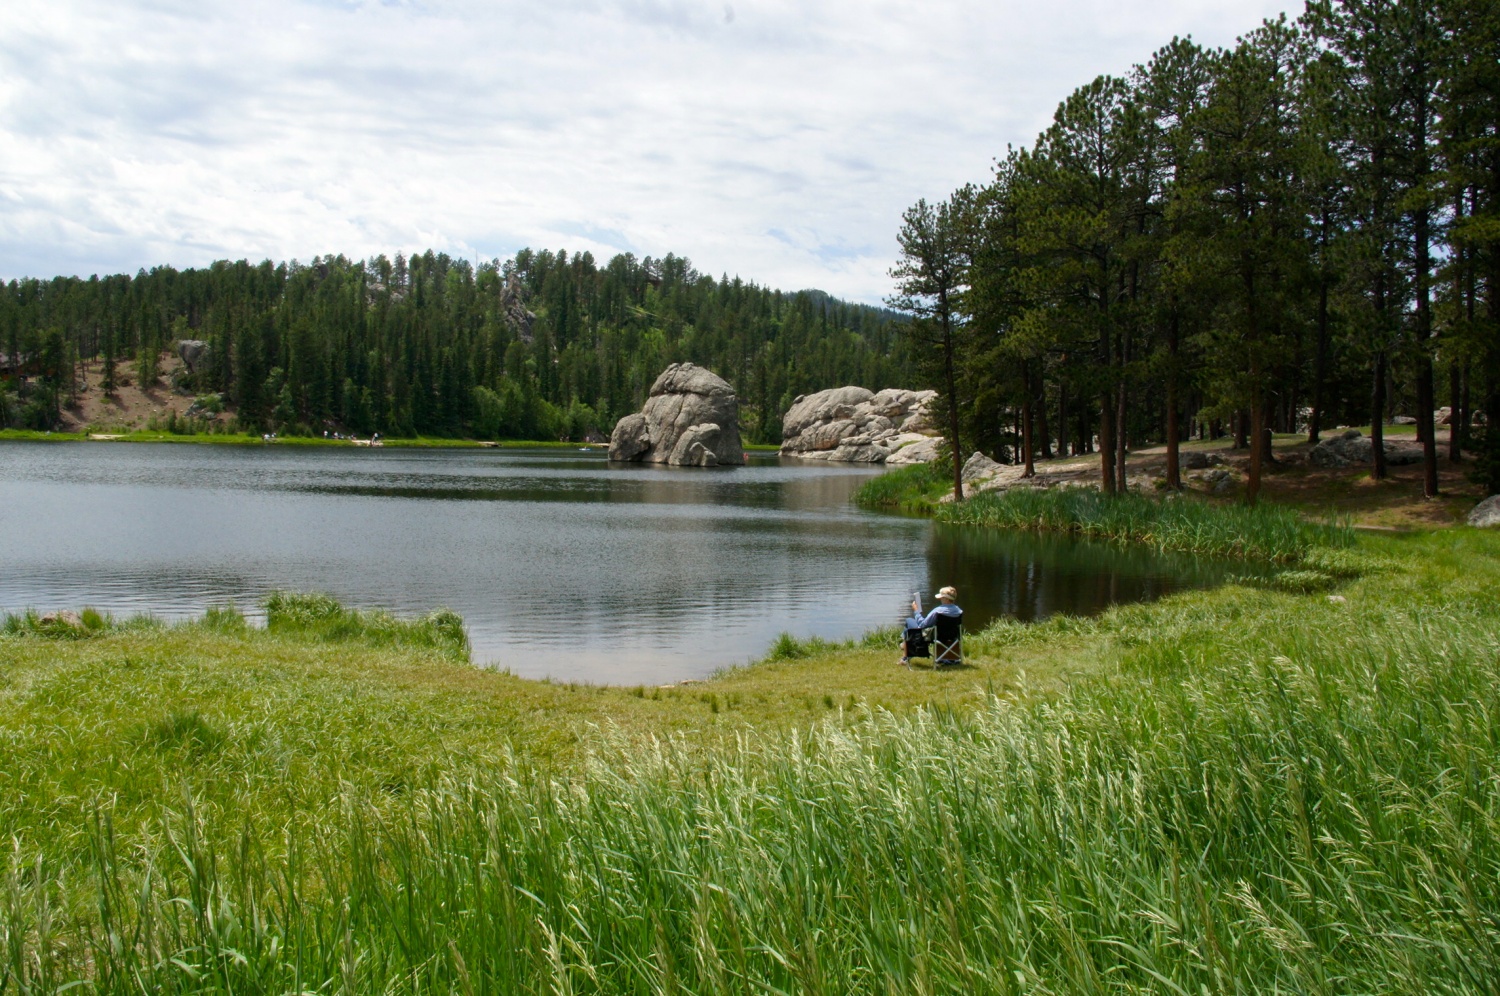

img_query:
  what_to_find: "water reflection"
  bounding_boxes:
[1,442,1242,683]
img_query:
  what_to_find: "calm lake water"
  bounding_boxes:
[1,442,1238,683]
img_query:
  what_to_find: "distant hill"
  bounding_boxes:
[0,249,910,443]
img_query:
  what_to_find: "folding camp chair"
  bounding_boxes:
[900,623,930,666]
[930,613,963,667]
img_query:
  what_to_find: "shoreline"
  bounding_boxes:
[0,429,787,451]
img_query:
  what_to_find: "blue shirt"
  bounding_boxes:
[907,603,962,629]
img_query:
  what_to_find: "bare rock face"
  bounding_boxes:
[961,451,1002,482]
[500,275,536,344]
[884,436,942,466]
[608,363,744,466]
[780,386,940,463]
[177,340,211,375]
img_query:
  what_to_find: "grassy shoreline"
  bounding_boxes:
[4,480,1499,990]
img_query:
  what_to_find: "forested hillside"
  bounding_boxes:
[891,0,1499,496]
[0,249,903,443]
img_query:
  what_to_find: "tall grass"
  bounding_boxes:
[3,533,1499,993]
[852,460,951,510]
[262,591,469,659]
[940,486,1353,561]
[1,594,469,659]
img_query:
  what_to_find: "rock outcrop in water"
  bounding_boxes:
[779,386,939,463]
[608,363,745,466]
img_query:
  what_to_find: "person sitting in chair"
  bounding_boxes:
[900,586,963,666]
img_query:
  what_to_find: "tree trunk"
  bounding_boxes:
[1310,263,1330,444]
[1058,377,1069,456]
[1234,410,1248,450]
[1417,355,1437,496]
[1247,394,1264,504]
[1099,394,1115,493]
[942,320,963,502]
[1115,379,1128,493]
[1022,379,1035,478]
[1458,362,1471,457]
[1036,364,1052,460]
[1371,350,1388,480]
[1415,174,1438,498]
[1450,360,1464,463]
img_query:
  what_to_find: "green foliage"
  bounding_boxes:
[1,250,904,443]
[199,604,248,633]
[898,0,1496,496]
[851,460,951,510]
[143,709,227,756]
[2,531,1499,992]
[262,591,469,659]
[936,486,1352,562]
[2,608,112,639]
[765,631,836,661]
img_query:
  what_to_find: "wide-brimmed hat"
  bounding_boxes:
[934,586,958,601]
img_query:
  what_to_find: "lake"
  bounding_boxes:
[0,442,1237,683]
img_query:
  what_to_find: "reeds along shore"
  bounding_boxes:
[2,523,1498,993]
[857,464,1355,562]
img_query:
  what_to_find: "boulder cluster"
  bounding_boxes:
[1308,429,1424,468]
[608,363,745,467]
[779,387,939,464]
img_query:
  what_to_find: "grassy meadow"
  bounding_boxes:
[2,510,1499,991]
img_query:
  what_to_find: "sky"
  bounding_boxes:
[0,0,1293,303]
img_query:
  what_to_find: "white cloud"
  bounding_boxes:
[0,0,1292,301]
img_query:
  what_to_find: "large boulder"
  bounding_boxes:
[608,363,744,466]
[961,451,1003,483]
[1308,429,1424,468]
[177,340,211,375]
[780,386,939,463]
[1469,495,1500,528]
[885,435,942,466]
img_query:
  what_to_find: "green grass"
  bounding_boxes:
[852,459,952,510]
[939,485,1354,562]
[262,591,469,657]
[2,530,1498,992]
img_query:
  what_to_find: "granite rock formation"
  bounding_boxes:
[177,340,211,375]
[500,275,536,344]
[779,386,939,463]
[608,363,744,466]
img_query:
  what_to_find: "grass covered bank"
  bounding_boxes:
[943,486,1353,561]
[857,464,1354,562]
[4,527,1500,992]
